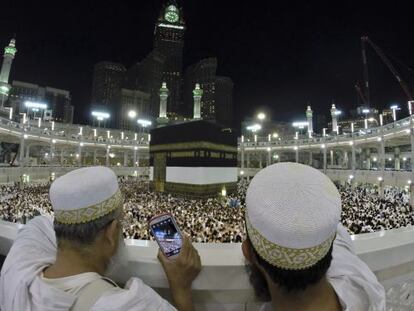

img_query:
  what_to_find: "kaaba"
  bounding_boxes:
[149,120,238,197]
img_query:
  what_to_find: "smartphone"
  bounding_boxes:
[149,213,183,259]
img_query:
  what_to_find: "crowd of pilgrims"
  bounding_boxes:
[1,176,414,241]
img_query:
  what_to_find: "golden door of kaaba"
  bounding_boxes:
[154,153,166,192]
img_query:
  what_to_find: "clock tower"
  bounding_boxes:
[154,1,185,115]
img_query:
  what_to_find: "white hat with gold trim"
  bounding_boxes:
[50,166,123,224]
[245,162,341,270]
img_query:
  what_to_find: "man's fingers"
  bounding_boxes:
[179,234,191,258]
[157,249,170,267]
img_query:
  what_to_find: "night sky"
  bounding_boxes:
[1,1,413,129]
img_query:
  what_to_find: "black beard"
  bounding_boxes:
[245,261,271,302]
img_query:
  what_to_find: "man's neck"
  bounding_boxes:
[43,248,106,278]
[268,278,341,311]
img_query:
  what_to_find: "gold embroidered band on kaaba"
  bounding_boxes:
[54,190,123,224]
[246,216,335,270]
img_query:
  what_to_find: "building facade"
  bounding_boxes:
[154,1,185,115]
[125,51,165,118]
[184,58,217,120]
[215,76,234,128]
[9,80,74,123]
[119,88,150,131]
[90,61,126,127]
[184,58,234,128]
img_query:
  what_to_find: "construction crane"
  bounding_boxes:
[355,82,369,106]
[360,36,414,107]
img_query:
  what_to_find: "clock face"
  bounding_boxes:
[165,5,179,23]
[165,11,179,23]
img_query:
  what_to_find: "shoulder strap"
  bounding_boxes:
[70,278,118,311]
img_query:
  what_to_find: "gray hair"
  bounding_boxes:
[54,207,122,248]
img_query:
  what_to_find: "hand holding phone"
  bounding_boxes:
[149,213,183,259]
[151,214,201,311]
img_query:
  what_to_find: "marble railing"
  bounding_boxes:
[2,166,413,188]
[0,166,149,183]
[1,220,414,310]
[241,168,414,188]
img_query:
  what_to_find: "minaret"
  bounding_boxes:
[331,104,338,134]
[0,38,17,106]
[157,82,169,126]
[306,105,313,137]
[193,83,203,119]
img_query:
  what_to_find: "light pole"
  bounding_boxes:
[408,101,414,116]
[390,104,400,122]
[330,105,341,134]
[137,119,152,139]
[24,101,47,123]
[91,111,110,128]
[292,121,308,138]
[362,108,370,129]
[128,110,137,131]
[246,124,261,141]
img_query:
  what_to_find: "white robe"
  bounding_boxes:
[0,216,176,311]
[260,224,386,311]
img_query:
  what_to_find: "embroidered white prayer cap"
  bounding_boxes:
[50,166,123,224]
[246,162,341,270]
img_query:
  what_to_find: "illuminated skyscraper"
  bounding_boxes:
[154,1,185,114]
[215,76,234,128]
[184,58,217,120]
[184,58,234,128]
[90,61,126,127]
[0,38,17,107]
[125,51,165,118]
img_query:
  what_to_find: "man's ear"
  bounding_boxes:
[104,219,119,249]
[242,239,255,263]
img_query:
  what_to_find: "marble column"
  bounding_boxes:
[25,144,30,162]
[60,148,65,165]
[410,128,414,172]
[77,144,82,167]
[124,151,128,167]
[343,151,349,169]
[241,142,245,169]
[330,150,334,167]
[366,149,371,170]
[19,134,25,167]
[106,147,110,167]
[351,144,356,171]
[394,147,401,171]
[133,148,137,167]
[379,139,385,173]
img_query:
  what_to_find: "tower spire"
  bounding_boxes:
[0,37,17,107]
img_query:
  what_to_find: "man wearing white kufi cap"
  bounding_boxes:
[242,163,385,310]
[0,167,201,311]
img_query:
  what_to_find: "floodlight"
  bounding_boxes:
[137,119,152,127]
[24,101,47,110]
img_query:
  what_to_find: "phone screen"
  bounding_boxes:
[151,217,183,257]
